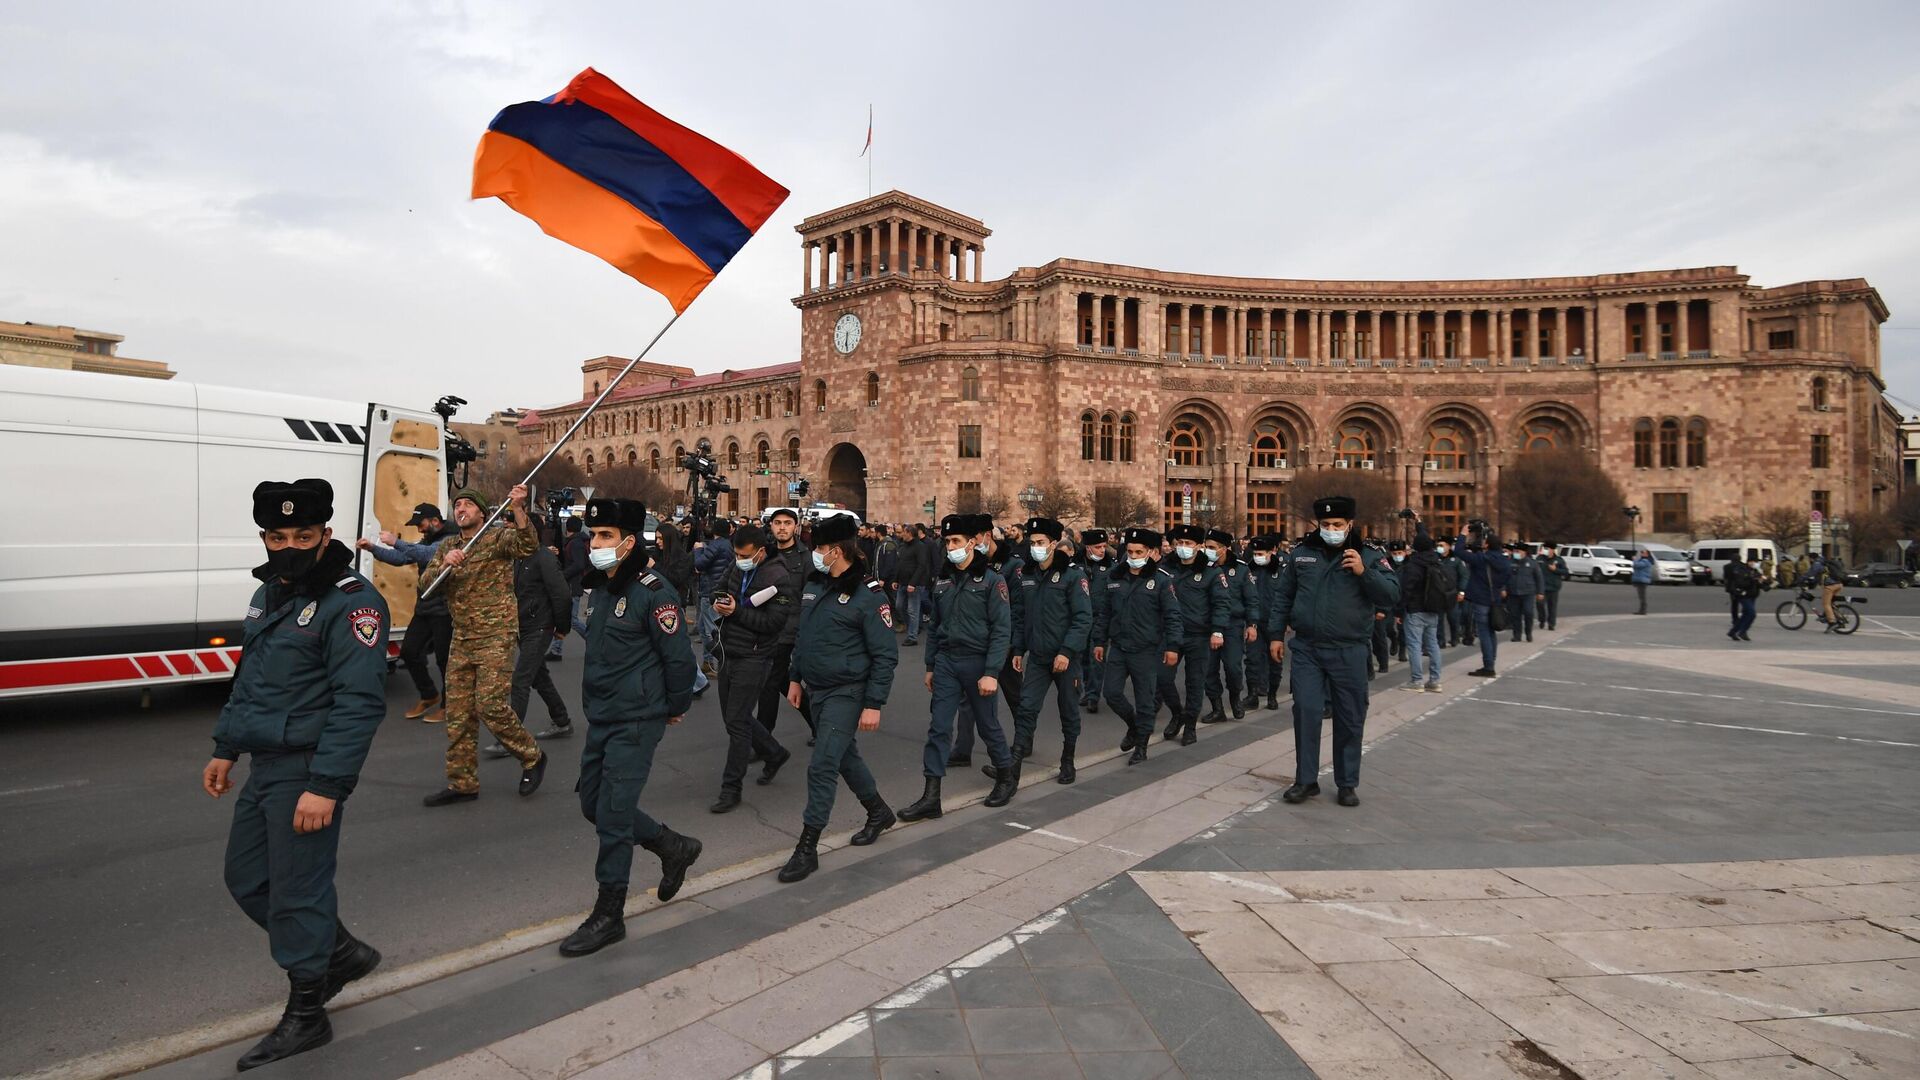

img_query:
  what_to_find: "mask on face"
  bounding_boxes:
[976,540,991,555]
[946,547,970,566]
[1392,554,1406,564]
[264,543,323,580]
[1203,548,1220,564]
[1029,544,1050,564]
[1173,545,1196,562]
[1126,556,1148,570]
[812,550,831,574]
[588,543,622,571]
[734,556,757,572]
[1437,547,1450,558]
[1319,528,1348,547]
[1253,554,1271,567]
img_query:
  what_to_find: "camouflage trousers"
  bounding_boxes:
[444,635,540,792]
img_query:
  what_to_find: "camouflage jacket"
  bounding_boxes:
[424,520,536,641]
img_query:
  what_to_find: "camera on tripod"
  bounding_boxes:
[434,394,480,483]
[544,486,578,513]
[678,438,732,527]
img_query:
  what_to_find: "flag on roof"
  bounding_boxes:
[472,68,789,312]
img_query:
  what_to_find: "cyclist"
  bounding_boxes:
[1797,552,1847,630]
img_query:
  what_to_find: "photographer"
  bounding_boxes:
[357,503,457,720]
[1454,519,1512,678]
[693,519,734,678]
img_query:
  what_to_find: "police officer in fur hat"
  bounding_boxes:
[1266,494,1400,807]
[203,479,387,1070]
[1092,527,1183,765]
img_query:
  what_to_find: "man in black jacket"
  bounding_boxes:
[757,508,814,739]
[1397,521,1447,693]
[709,524,794,811]
[549,516,590,660]
[894,524,929,645]
[485,544,574,755]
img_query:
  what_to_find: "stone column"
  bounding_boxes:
[1553,306,1567,359]
[1201,305,1214,359]
[801,242,813,293]
[1676,299,1691,356]
[1583,305,1597,360]
[976,245,985,281]
[1704,297,1718,356]
[1280,308,1292,359]
[853,228,865,281]
[1260,308,1272,358]
[887,219,898,274]
[1646,301,1661,358]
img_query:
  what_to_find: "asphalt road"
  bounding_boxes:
[3,579,1916,1075]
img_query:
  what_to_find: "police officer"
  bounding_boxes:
[1158,524,1228,746]
[1093,528,1183,765]
[203,479,386,1070]
[1201,528,1260,723]
[779,514,899,883]
[1076,529,1114,714]
[900,514,1016,822]
[559,499,704,958]
[757,507,813,741]
[1267,495,1400,807]
[952,515,1024,764]
[1245,534,1284,711]
[1008,517,1093,784]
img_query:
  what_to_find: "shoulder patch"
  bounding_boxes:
[350,607,382,648]
[335,576,364,594]
[996,579,1009,601]
[640,572,662,588]
[653,603,679,634]
[877,603,894,629]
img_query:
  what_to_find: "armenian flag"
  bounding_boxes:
[472,68,789,312]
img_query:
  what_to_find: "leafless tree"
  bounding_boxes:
[1842,509,1901,563]
[1285,468,1399,536]
[1696,513,1749,542]
[952,485,1012,520]
[589,464,676,509]
[1497,450,1627,543]
[1091,485,1157,530]
[1752,505,1807,555]
[1034,480,1091,526]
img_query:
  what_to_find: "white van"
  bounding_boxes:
[1559,543,1634,582]
[1602,540,1693,584]
[1691,539,1781,583]
[0,365,447,698]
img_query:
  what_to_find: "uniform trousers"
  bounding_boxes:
[445,634,540,793]
[401,610,451,698]
[717,650,785,793]
[802,684,881,828]
[1538,591,1560,630]
[925,652,1011,776]
[510,627,570,726]
[951,655,1025,759]
[1102,646,1164,745]
[1080,639,1104,706]
[1156,635,1211,724]
[1506,594,1536,641]
[224,751,341,978]
[1369,617,1392,672]
[1012,651,1082,751]
[1289,639,1370,790]
[577,720,668,887]
[1247,630,1282,698]
[1205,630,1246,703]
[758,643,814,737]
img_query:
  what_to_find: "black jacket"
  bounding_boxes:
[656,529,695,605]
[717,554,794,658]
[771,539,812,645]
[514,546,571,636]
[561,530,590,596]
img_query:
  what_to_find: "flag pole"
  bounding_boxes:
[420,309,685,599]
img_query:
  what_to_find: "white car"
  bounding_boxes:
[1603,541,1693,584]
[1559,543,1633,583]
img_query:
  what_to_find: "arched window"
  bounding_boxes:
[1812,377,1828,410]
[1336,421,1377,466]
[1168,415,1206,467]
[1119,412,1136,463]
[785,389,797,413]
[961,366,981,402]
[866,371,879,407]
[1249,418,1289,468]
[1685,417,1708,467]
[814,379,827,410]
[787,437,800,468]
[727,439,740,467]
[1080,411,1096,460]
[1632,418,1653,468]
[1425,422,1469,468]
[1521,418,1571,454]
[627,449,637,466]
[584,450,596,476]
[649,447,661,471]
[1099,411,1116,462]
[757,439,771,468]
[1658,418,1680,468]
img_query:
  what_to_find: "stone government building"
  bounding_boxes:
[519,191,1898,542]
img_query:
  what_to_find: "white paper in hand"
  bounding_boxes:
[748,585,779,608]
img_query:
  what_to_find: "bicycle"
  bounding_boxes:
[1774,587,1863,634]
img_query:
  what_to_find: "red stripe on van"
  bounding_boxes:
[164,653,202,674]
[0,657,143,690]
[135,655,170,678]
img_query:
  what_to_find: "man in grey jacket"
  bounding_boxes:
[1505,543,1541,643]
[485,544,574,754]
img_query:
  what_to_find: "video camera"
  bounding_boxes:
[677,438,732,532]
[544,486,578,513]
[434,394,480,485]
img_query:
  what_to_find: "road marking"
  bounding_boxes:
[1475,697,1920,748]
[1865,616,1920,640]
[1506,674,1920,718]
[0,779,89,798]
[1003,821,1085,845]
[1619,972,1915,1041]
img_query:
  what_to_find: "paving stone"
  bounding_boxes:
[1391,934,1603,999]
[1077,912,1203,962]
[843,903,1025,985]
[949,967,1045,1008]
[1111,956,1303,1075]
[1171,909,1318,973]
[976,1053,1082,1080]
[1560,982,1787,1063]
[744,917,879,976]
[709,962,898,1055]
[877,1056,983,1080]
[1074,1050,1180,1080]
[1067,877,1168,918]
[402,1048,533,1080]
[1570,1057,1715,1079]
[1559,892,1745,930]
[869,1009,974,1057]
[873,973,959,1011]
[1659,861,1849,891]
[1326,959,1519,1047]
[1417,1040,1587,1080]
[961,1007,1070,1055]
[1479,994,1668,1062]
[1669,890,1852,926]
[1032,965,1130,1007]
[1225,971,1416,1062]
[1244,903,1410,963]
[1263,868,1544,903]
[776,1059,882,1080]
[1130,869,1295,912]
[1016,929,1106,968]
[1051,1005,1165,1053]
[1743,1010,1920,1077]
[571,1020,767,1080]
[826,868,1010,938]
[1310,1057,1450,1079]
[1787,882,1920,918]
[1694,1056,1848,1078]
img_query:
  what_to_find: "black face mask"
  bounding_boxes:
[264,543,323,581]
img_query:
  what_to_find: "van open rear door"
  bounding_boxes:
[356,404,448,640]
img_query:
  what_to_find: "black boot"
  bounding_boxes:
[710,788,742,814]
[1012,739,1033,762]
[237,973,331,1071]
[1230,690,1245,720]
[640,826,702,902]
[1119,728,1137,752]
[1180,715,1198,746]
[850,795,895,846]
[1201,696,1226,725]
[778,824,822,883]
[984,760,1019,807]
[897,776,942,822]
[946,750,972,768]
[1128,744,1148,765]
[1266,692,1280,710]
[1058,743,1077,785]
[321,921,381,1004]
[559,884,627,957]
[1163,713,1182,740]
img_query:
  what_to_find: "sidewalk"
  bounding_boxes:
[133,616,1920,1079]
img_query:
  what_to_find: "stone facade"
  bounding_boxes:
[0,319,173,379]
[521,191,1898,542]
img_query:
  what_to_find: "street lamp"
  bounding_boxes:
[1624,505,1641,554]
[1019,483,1042,514]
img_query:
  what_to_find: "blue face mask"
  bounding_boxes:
[946,546,970,566]
[1203,548,1220,564]
[811,551,829,574]
[1319,528,1348,547]
[976,539,991,555]
[734,556,757,573]
[1126,556,1148,570]
[1029,544,1050,564]
[1173,545,1196,562]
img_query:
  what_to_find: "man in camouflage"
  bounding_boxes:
[420,484,548,805]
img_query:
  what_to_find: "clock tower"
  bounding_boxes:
[794,192,990,521]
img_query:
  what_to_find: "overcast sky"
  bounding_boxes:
[6,0,1920,419]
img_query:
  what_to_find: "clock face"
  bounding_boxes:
[833,313,862,354]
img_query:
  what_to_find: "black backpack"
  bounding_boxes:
[1420,557,1455,612]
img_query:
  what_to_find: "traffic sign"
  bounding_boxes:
[922,499,936,515]
[1810,510,1824,524]
[1182,483,1194,497]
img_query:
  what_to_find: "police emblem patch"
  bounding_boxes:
[246,605,263,620]
[878,603,894,629]
[614,597,627,619]
[297,600,317,626]
[280,500,294,517]
[350,607,382,648]
[838,593,850,604]
[1145,580,1156,591]
[654,604,680,633]
[1080,578,1090,595]
[996,580,1009,601]
[1051,571,1060,583]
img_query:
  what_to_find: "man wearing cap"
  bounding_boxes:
[1536,542,1566,631]
[1157,523,1229,747]
[756,507,814,742]
[356,502,457,721]
[1093,528,1183,765]
[1267,495,1400,807]
[779,514,900,882]
[419,485,548,806]
[951,515,1025,765]
[1245,535,1285,711]
[1075,529,1114,714]
[1506,542,1541,643]
[203,479,387,1070]
[559,498,704,957]
[900,514,1017,821]
[1201,528,1261,724]
[1006,517,1093,784]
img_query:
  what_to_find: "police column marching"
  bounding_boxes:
[1158,524,1229,746]
[1093,528,1183,765]
[1009,517,1093,784]
[203,479,387,1071]
[1245,535,1284,711]
[1267,495,1401,807]
[559,498,704,958]
[779,514,900,883]
[1202,527,1261,724]
[1076,529,1114,714]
